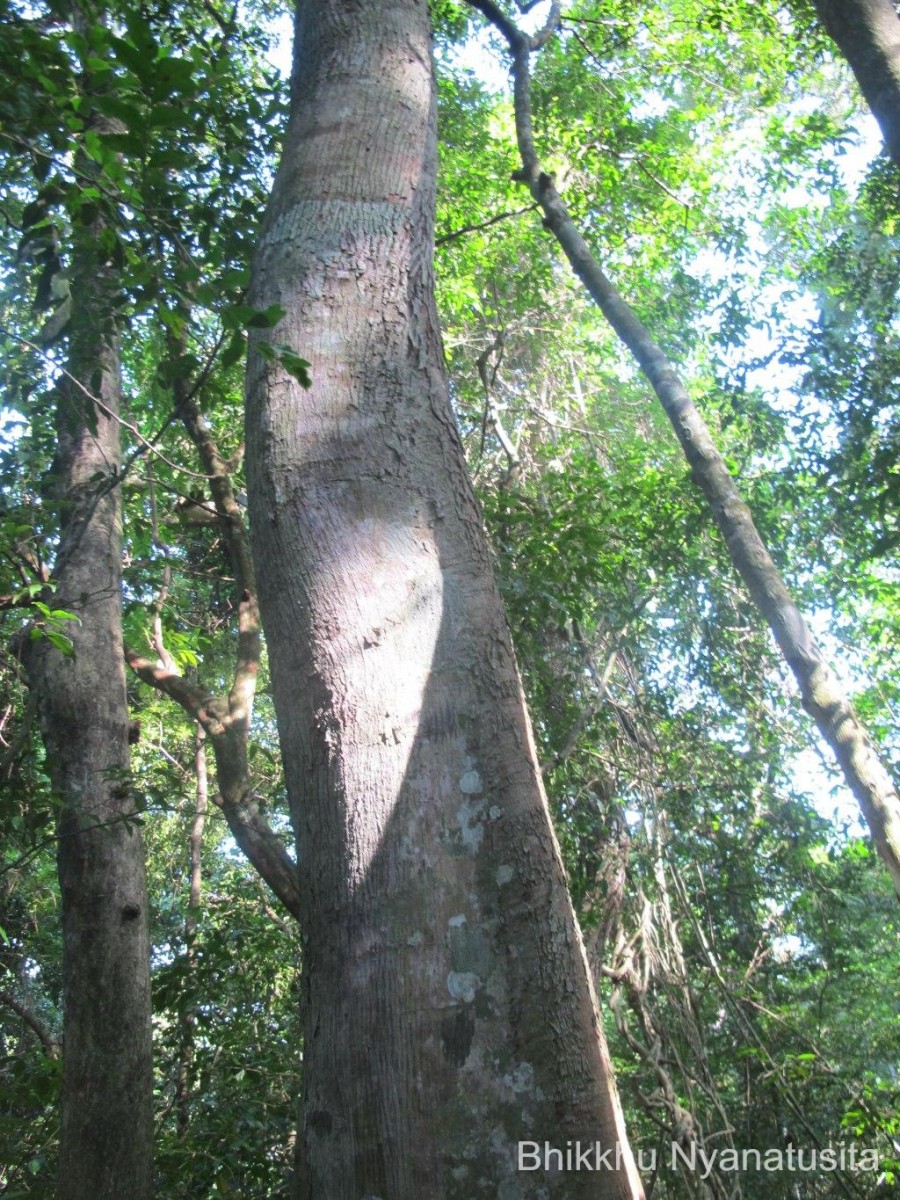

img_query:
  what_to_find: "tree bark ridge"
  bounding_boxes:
[246,1,645,1195]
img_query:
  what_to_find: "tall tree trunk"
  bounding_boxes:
[811,0,900,170]
[245,2,643,1197]
[26,194,154,1200]
[469,0,900,904]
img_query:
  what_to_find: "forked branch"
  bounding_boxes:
[126,338,300,921]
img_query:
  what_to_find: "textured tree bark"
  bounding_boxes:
[245,2,644,1197]
[811,0,900,170]
[468,0,900,906]
[26,134,154,1199]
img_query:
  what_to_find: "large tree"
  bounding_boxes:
[4,0,900,1193]
[245,0,643,1195]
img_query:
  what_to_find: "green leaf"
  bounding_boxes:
[221,331,246,369]
[273,345,312,387]
[248,304,286,329]
[222,303,257,331]
[13,583,47,601]
[257,341,312,387]
[46,631,75,657]
[47,608,79,623]
[224,303,285,332]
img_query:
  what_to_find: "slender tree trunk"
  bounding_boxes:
[26,126,154,1198]
[811,0,900,170]
[245,2,643,1197]
[468,0,900,904]
[176,725,208,1135]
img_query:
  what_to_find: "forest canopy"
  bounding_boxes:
[0,0,899,1197]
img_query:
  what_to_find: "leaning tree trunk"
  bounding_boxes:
[467,0,900,904]
[26,127,154,1199]
[245,2,644,1198]
[811,0,900,171]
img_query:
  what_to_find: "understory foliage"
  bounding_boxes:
[0,0,898,1196]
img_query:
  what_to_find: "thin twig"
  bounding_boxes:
[436,202,539,245]
[1,327,213,481]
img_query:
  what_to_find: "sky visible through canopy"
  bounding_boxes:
[259,3,883,834]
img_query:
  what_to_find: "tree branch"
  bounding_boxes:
[125,647,209,727]
[0,989,59,1057]
[467,0,900,902]
[436,202,538,245]
[0,327,212,482]
[126,642,301,919]
[126,327,299,921]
